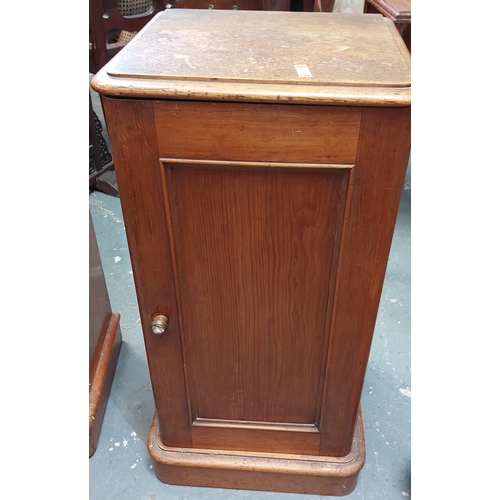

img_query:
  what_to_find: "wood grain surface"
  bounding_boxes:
[91,11,411,106]
[162,161,350,432]
[160,159,352,453]
[148,411,366,495]
[318,106,411,456]
[105,10,410,87]
[96,7,410,488]
[154,101,361,164]
[102,95,410,460]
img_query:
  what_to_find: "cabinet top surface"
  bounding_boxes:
[92,10,411,106]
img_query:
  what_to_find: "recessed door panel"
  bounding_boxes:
[160,160,352,453]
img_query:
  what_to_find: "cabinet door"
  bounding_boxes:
[160,160,352,455]
[103,98,410,456]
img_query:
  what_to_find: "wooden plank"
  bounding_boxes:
[154,101,361,164]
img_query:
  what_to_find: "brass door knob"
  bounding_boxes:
[151,314,169,335]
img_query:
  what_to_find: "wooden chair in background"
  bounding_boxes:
[89,1,167,194]
[89,0,167,74]
[169,0,285,9]
[89,93,114,191]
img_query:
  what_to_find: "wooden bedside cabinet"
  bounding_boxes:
[92,9,410,495]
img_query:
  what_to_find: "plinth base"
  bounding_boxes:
[89,312,121,457]
[147,411,366,496]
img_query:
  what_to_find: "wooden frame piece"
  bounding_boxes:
[89,313,121,456]
[148,409,366,496]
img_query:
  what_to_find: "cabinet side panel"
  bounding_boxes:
[101,97,192,448]
[319,106,411,456]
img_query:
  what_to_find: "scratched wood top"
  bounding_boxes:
[92,10,410,105]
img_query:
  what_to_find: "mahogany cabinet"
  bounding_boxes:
[91,9,410,495]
